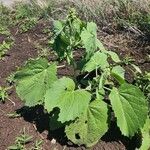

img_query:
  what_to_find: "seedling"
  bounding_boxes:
[0,85,15,106]
[0,86,9,102]
[0,38,14,59]
[6,73,15,85]
[135,72,150,100]
[0,26,10,36]
[19,18,38,33]
[43,27,52,36]
[8,128,43,150]
[8,128,33,150]
[13,3,41,33]
[31,140,43,150]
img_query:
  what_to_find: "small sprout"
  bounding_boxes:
[0,86,9,102]
[0,38,14,59]
[0,86,15,105]
[31,139,43,150]
[8,128,43,150]
[0,26,10,36]
[8,128,33,150]
[6,73,15,85]
[122,56,135,65]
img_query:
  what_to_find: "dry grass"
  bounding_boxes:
[4,0,150,29]
[32,0,150,28]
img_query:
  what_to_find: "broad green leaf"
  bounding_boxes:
[65,99,108,147]
[44,77,91,123]
[81,22,97,60]
[111,65,125,84]
[109,83,148,137]
[83,51,109,72]
[106,51,121,63]
[140,117,150,150]
[14,58,57,107]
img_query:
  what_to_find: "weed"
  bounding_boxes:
[19,17,38,33]
[0,4,12,26]
[0,26,10,36]
[135,72,150,100]
[8,128,33,150]
[6,73,15,85]
[0,86,9,102]
[31,140,43,150]
[43,27,52,36]
[12,3,41,33]
[0,38,14,59]
[8,128,43,150]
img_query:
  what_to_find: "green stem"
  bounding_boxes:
[103,86,112,91]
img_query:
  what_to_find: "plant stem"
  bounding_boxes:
[103,86,112,91]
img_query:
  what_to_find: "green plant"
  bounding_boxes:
[51,8,86,64]
[8,128,33,150]
[19,17,38,33]
[7,73,15,85]
[31,140,43,150]
[0,38,14,59]
[0,26,10,36]
[139,117,150,150]
[13,3,40,33]
[13,10,148,147]
[8,128,43,150]
[134,72,150,110]
[0,86,9,102]
[0,85,15,105]
[0,4,13,27]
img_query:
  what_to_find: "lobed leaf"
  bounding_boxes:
[44,77,91,123]
[14,58,57,107]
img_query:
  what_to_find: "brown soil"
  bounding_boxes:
[0,21,149,150]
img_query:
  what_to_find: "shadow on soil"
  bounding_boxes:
[16,106,142,150]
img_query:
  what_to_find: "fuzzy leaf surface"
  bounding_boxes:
[65,100,108,147]
[44,77,91,123]
[109,83,148,137]
[14,58,57,106]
